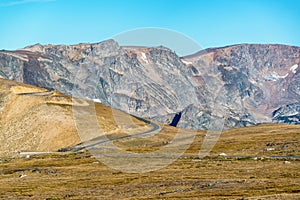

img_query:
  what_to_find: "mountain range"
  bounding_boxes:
[0,40,299,129]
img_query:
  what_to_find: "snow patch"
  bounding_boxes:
[279,73,288,79]
[264,72,288,81]
[181,59,193,65]
[290,64,298,74]
[140,52,148,63]
[93,99,102,103]
[37,57,52,63]
[224,66,234,71]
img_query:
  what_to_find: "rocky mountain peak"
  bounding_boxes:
[0,41,299,129]
[24,39,121,60]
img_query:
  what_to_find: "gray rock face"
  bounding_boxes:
[272,102,300,124]
[181,44,300,128]
[0,40,299,129]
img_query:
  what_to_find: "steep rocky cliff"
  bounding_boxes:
[0,40,299,129]
[182,44,300,128]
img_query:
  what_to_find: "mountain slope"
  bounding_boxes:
[0,78,152,156]
[0,41,299,129]
[0,78,78,155]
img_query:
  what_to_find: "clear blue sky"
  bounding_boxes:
[1,0,299,51]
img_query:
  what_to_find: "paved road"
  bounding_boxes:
[16,109,299,160]
[59,115,162,152]
[16,90,161,153]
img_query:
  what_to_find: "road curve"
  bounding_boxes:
[59,115,162,152]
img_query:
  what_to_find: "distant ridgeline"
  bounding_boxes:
[0,40,299,129]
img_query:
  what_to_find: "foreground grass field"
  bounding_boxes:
[0,124,299,199]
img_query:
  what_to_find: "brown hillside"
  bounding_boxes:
[0,78,151,156]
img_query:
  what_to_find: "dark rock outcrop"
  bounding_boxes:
[272,102,300,124]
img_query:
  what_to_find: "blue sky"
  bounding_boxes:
[0,0,299,53]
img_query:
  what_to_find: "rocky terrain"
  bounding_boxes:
[183,44,300,128]
[0,40,299,129]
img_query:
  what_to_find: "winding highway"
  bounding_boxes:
[15,91,300,160]
[59,115,162,152]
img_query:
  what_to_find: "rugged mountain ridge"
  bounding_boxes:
[182,44,300,128]
[0,40,299,129]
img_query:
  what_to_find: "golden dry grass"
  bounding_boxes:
[0,124,299,199]
[114,124,299,157]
